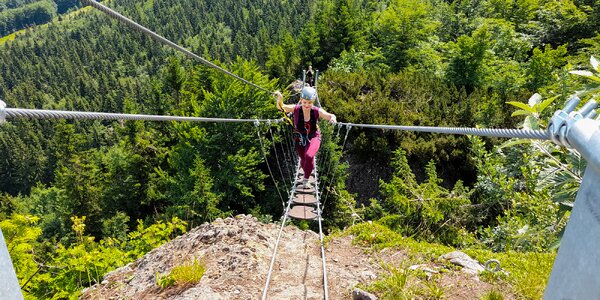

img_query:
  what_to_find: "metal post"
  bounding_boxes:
[302,70,306,87]
[0,229,24,299]
[545,98,600,299]
[0,100,6,124]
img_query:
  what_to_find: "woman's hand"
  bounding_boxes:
[330,114,337,124]
[274,91,284,111]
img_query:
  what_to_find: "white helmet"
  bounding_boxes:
[300,86,317,101]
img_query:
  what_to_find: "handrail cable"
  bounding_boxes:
[276,124,295,182]
[312,158,329,300]
[255,121,286,209]
[322,125,351,212]
[339,122,549,140]
[268,124,290,194]
[79,0,273,94]
[5,108,276,123]
[318,123,343,196]
[261,162,301,300]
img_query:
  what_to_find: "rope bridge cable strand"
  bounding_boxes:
[262,161,302,300]
[4,108,276,123]
[267,123,290,194]
[79,0,272,95]
[276,124,295,182]
[254,121,287,209]
[311,159,330,300]
[338,123,550,140]
[318,123,343,196]
[322,124,351,212]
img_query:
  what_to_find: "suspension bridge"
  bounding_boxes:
[1,1,600,299]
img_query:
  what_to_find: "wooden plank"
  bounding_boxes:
[295,179,316,186]
[296,175,316,182]
[295,186,316,194]
[288,205,318,220]
[292,194,318,205]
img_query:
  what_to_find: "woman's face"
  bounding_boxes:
[301,99,314,109]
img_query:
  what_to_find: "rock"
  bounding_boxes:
[360,270,376,280]
[440,251,485,274]
[352,288,378,300]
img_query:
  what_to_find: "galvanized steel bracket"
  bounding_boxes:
[545,96,600,299]
[0,100,6,124]
[547,97,600,174]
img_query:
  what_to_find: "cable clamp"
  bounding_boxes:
[254,119,260,127]
[548,96,598,148]
[548,96,580,147]
[0,100,6,124]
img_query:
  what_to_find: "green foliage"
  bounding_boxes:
[2,214,188,298]
[155,258,205,289]
[127,217,187,255]
[156,271,176,289]
[0,0,57,37]
[372,0,439,72]
[470,135,569,252]
[170,259,206,286]
[525,45,568,92]
[347,222,554,299]
[480,290,504,300]
[445,24,493,92]
[367,148,474,247]
[0,214,42,293]
[367,266,415,300]
[466,249,554,299]
[569,55,600,97]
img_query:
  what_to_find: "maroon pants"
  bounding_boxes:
[296,132,321,179]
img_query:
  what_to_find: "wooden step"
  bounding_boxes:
[288,205,318,220]
[296,175,316,182]
[292,193,318,205]
[295,186,316,194]
[295,179,316,186]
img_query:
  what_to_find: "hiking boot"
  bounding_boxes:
[302,179,313,189]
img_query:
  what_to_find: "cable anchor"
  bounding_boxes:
[548,96,598,148]
[0,100,6,124]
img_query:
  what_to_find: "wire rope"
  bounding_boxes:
[321,125,351,212]
[261,162,301,300]
[338,122,549,140]
[5,108,275,123]
[254,122,286,209]
[268,125,290,194]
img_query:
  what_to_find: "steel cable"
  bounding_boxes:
[338,122,549,140]
[5,108,275,123]
[255,123,286,209]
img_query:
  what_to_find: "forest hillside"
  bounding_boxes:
[1,0,599,298]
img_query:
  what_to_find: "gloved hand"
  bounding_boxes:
[274,91,284,111]
[330,114,337,124]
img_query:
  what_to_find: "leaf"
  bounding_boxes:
[507,101,536,112]
[570,70,600,83]
[570,70,594,77]
[538,96,558,113]
[511,110,531,117]
[528,93,542,107]
[591,56,599,72]
[523,115,539,130]
[499,139,531,149]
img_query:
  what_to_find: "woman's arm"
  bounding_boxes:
[274,91,295,113]
[318,108,337,123]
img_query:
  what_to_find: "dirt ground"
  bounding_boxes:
[81,215,512,300]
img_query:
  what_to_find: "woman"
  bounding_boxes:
[275,86,337,189]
